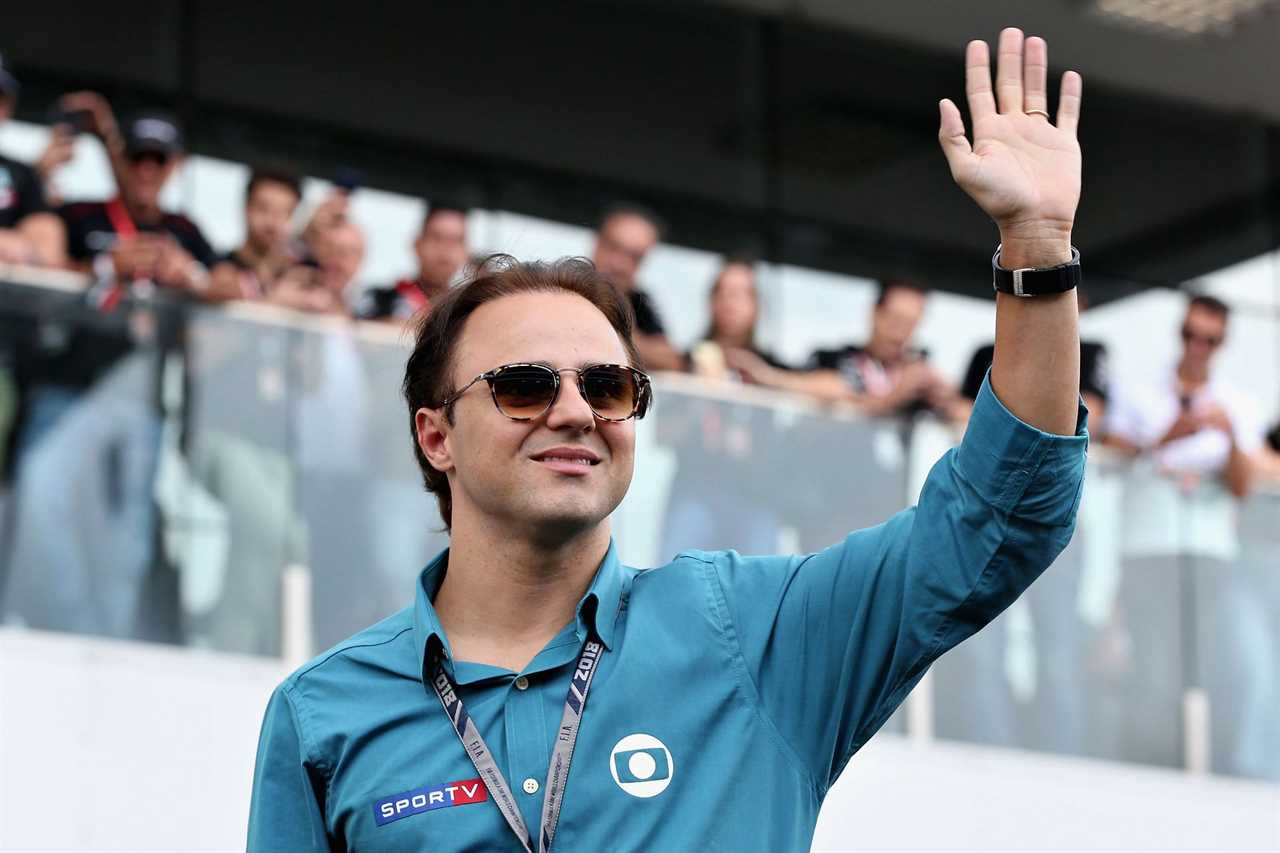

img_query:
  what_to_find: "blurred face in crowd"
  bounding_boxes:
[315,220,365,293]
[245,180,300,256]
[869,285,927,365]
[0,93,12,123]
[1180,304,1227,371]
[709,262,758,345]
[431,291,636,542]
[592,213,658,293]
[415,209,469,290]
[124,150,181,217]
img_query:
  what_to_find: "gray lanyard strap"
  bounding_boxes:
[429,635,605,853]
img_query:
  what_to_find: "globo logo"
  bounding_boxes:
[609,733,674,798]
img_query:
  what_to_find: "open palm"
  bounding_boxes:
[939,30,1082,239]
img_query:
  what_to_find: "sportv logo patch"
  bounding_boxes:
[373,778,487,826]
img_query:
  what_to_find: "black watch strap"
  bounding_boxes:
[992,245,1081,297]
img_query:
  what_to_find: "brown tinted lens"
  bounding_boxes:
[581,366,637,419]
[490,366,558,418]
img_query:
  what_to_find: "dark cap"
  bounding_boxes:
[123,112,184,156]
[0,53,18,96]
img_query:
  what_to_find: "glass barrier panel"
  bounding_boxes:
[0,279,175,642]
[173,305,297,655]
[1193,487,1280,781]
[291,321,448,651]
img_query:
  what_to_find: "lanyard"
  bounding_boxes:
[429,635,604,853]
[105,197,139,239]
[96,198,138,312]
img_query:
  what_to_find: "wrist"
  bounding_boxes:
[997,221,1073,269]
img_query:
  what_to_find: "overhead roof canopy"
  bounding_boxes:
[6,0,1278,302]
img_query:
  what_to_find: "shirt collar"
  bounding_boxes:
[413,539,629,680]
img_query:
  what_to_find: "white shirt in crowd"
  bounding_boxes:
[1105,365,1264,475]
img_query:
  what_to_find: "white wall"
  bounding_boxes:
[2,630,1276,852]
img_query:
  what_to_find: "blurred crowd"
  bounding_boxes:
[3,69,1277,495]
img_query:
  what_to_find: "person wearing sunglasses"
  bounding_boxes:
[1104,294,1262,499]
[54,94,217,297]
[250,29,1089,852]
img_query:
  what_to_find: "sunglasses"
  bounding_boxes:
[1180,327,1223,348]
[441,362,652,422]
[128,150,172,167]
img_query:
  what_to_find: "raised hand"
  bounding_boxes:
[938,28,1081,269]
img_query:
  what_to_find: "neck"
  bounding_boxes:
[434,514,611,671]
[121,195,161,226]
[712,331,751,350]
[867,339,897,366]
[417,273,450,302]
[1177,356,1209,386]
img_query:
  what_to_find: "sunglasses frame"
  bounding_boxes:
[1180,326,1223,348]
[440,362,652,422]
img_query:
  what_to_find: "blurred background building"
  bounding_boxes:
[0,1,1277,849]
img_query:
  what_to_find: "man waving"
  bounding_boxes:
[249,28,1088,852]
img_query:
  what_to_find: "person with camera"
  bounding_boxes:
[53,94,216,301]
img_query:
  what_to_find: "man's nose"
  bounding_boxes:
[544,371,596,432]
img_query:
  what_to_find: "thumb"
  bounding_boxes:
[937,99,974,176]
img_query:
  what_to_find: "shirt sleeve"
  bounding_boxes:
[705,371,1089,794]
[13,162,50,220]
[247,685,331,852]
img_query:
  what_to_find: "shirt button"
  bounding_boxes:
[514,676,530,691]
[522,778,539,795]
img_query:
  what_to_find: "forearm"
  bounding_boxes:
[19,214,67,266]
[1222,443,1253,499]
[990,234,1080,436]
[757,368,853,404]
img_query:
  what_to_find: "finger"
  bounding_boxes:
[1056,70,1083,135]
[995,27,1025,114]
[964,40,996,122]
[937,99,975,175]
[1023,36,1049,117]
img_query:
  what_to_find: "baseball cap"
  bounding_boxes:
[123,111,184,156]
[0,53,19,96]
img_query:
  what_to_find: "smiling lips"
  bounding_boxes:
[531,447,601,476]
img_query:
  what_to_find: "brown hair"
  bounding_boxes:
[1188,294,1230,320]
[402,254,643,529]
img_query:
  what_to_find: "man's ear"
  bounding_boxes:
[416,407,454,474]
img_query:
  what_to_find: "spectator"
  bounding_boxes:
[0,56,65,266]
[268,220,364,315]
[590,203,683,370]
[209,166,303,301]
[956,289,1109,424]
[56,95,216,299]
[806,279,958,415]
[687,259,790,380]
[1105,294,1261,498]
[356,201,469,322]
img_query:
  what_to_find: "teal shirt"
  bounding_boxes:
[248,376,1089,851]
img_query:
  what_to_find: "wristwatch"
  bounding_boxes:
[991,244,1081,297]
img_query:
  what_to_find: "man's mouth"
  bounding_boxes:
[530,447,601,473]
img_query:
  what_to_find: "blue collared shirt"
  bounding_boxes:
[248,376,1088,851]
